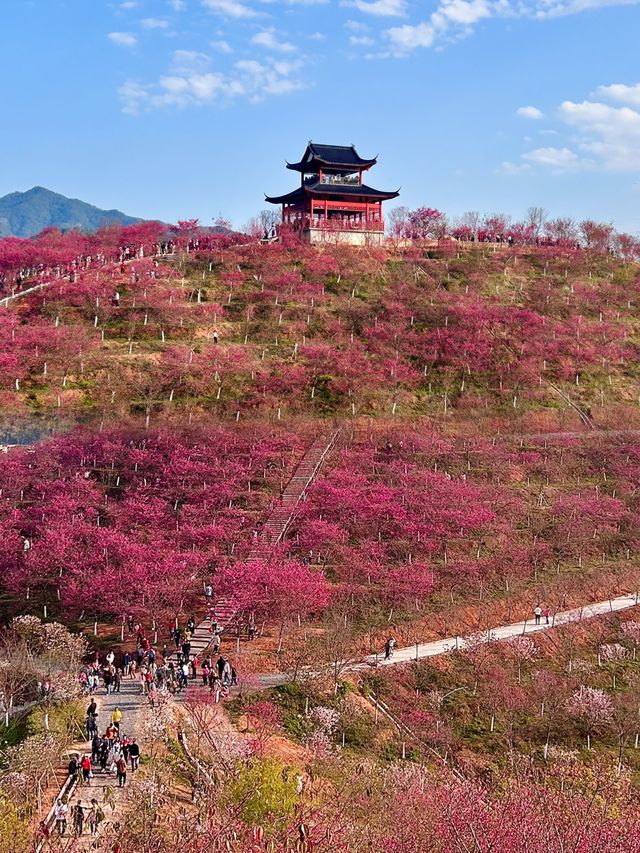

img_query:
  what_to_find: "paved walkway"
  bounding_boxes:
[366,592,640,667]
[51,676,147,850]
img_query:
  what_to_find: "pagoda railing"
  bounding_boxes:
[303,218,384,233]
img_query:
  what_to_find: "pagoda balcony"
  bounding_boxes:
[303,174,361,187]
[305,217,384,232]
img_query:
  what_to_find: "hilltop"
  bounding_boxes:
[2,228,640,851]
[0,185,140,237]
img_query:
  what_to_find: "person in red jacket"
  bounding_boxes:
[81,754,92,784]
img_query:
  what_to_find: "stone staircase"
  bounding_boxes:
[248,428,342,559]
[175,428,343,655]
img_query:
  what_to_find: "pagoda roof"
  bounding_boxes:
[265,182,399,205]
[286,143,377,173]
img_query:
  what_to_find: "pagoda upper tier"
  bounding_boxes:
[286,142,377,175]
[265,182,399,206]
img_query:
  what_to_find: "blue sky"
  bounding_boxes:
[2,0,639,230]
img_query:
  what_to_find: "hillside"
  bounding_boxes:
[2,230,640,851]
[0,186,140,237]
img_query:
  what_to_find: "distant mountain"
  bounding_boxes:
[0,186,141,238]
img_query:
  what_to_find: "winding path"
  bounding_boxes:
[362,592,640,668]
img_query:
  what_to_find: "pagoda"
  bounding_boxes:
[265,142,399,246]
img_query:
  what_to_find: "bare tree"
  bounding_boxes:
[526,206,548,240]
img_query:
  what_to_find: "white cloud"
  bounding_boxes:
[516,105,544,119]
[559,98,640,171]
[211,39,234,52]
[201,0,258,17]
[171,50,212,72]
[168,0,186,8]
[345,18,370,29]
[120,1,138,8]
[350,34,375,43]
[108,32,138,47]
[251,30,296,51]
[387,21,435,51]
[350,0,407,16]
[522,146,585,171]
[432,0,491,26]
[119,56,305,112]
[504,83,640,175]
[501,160,532,174]
[381,0,640,56]
[594,83,640,108]
[533,0,640,18]
[309,31,326,39]
[141,17,170,28]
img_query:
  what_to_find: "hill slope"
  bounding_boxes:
[0,186,140,237]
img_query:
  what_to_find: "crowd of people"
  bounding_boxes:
[47,602,242,840]
[52,697,140,838]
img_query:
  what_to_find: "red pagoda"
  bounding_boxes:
[265,142,399,245]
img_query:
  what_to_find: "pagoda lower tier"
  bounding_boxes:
[265,180,399,246]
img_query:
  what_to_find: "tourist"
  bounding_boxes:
[543,606,551,625]
[106,650,115,667]
[123,651,131,676]
[111,707,122,732]
[99,738,110,772]
[88,799,104,836]
[54,799,68,836]
[116,755,127,788]
[212,632,221,654]
[103,667,113,695]
[81,754,92,784]
[68,754,81,783]
[114,668,122,693]
[534,605,542,625]
[384,637,396,660]
[128,739,140,771]
[178,660,189,690]
[216,655,226,680]
[72,800,85,836]
[91,734,101,764]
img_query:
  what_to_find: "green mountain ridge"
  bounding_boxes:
[0,186,140,237]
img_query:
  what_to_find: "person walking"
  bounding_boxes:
[81,754,92,784]
[67,754,81,783]
[534,605,542,626]
[384,637,396,660]
[72,800,85,836]
[212,632,221,654]
[116,755,127,788]
[54,799,68,836]
[543,606,551,625]
[128,739,140,771]
[88,799,104,836]
[216,655,226,680]
[91,733,101,764]
[111,707,123,733]
[99,738,110,772]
